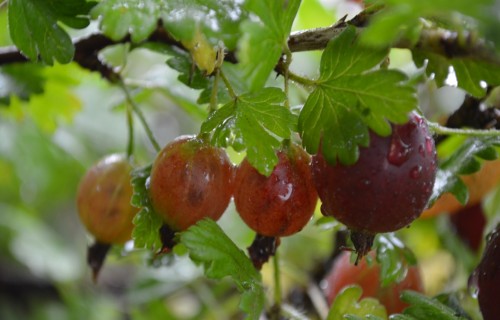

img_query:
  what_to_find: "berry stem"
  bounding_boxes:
[219,68,238,100]
[209,68,220,114]
[287,70,317,87]
[125,96,134,160]
[428,121,500,137]
[118,79,161,152]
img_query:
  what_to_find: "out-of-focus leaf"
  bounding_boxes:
[0,64,46,105]
[91,0,162,42]
[162,0,247,50]
[429,134,500,205]
[180,219,265,320]
[452,59,500,98]
[360,0,496,49]
[327,285,388,320]
[92,0,247,50]
[1,63,85,132]
[396,290,469,320]
[375,234,417,287]
[414,51,500,98]
[8,0,96,64]
[238,0,300,91]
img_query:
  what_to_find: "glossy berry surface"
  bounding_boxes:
[321,251,424,315]
[77,154,138,244]
[312,113,437,234]
[234,143,318,237]
[149,136,233,231]
[474,224,500,320]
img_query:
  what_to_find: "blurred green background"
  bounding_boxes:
[1,1,499,319]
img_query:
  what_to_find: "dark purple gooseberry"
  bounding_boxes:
[473,224,500,320]
[311,112,437,257]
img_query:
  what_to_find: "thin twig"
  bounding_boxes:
[125,97,134,160]
[1,4,498,77]
[428,121,500,137]
[219,69,237,100]
[118,79,161,152]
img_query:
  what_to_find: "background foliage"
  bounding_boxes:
[1,0,500,319]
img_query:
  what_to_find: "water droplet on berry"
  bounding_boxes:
[278,183,293,201]
[388,136,411,166]
[418,144,425,157]
[468,269,479,298]
[425,136,434,154]
[410,166,423,179]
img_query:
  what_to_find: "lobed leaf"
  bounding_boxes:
[201,87,295,176]
[360,0,496,49]
[238,0,301,91]
[299,26,416,165]
[375,234,417,287]
[1,64,84,132]
[0,64,46,105]
[92,0,247,49]
[395,290,469,320]
[91,0,163,43]
[8,0,95,64]
[452,59,500,98]
[414,51,500,98]
[327,285,388,320]
[130,164,162,250]
[162,0,247,50]
[179,219,265,320]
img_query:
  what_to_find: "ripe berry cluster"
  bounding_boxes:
[77,112,437,270]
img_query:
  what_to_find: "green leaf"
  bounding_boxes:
[375,234,417,288]
[412,51,449,87]
[0,64,46,105]
[327,285,388,320]
[162,0,247,50]
[201,87,295,176]
[8,0,95,64]
[165,47,209,89]
[1,63,84,132]
[299,27,416,165]
[389,315,417,320]
[397,291,469,320]
[180,219,265,320]
[131,164,163,250]
[238,0,300,91]
[452,59,500,98]
[91,0,163,43]
[360,0,496,48]
[429,135,500,205]
[414,50,500,98]
[91,0,247,49]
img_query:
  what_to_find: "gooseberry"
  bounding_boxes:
[149,135,233,231]
[312,113,437,257]
[77,154,138,244]
[473,223,500,320]
[322,251,424,315]
[234,143,318,237]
